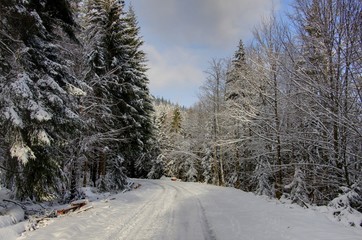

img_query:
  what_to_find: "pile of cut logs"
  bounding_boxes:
[56,199,93,215]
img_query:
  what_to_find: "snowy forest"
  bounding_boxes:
[0,0,361,217]
[153,0,362,211]
[0,0,162,202]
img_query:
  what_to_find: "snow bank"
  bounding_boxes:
[78,187,111,202]
[0,188,27,240]
[0,206,25,228]
[326,185,362,227]
[0,222,27,240]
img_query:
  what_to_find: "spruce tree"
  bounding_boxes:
[0,0,85,200]
[225,40,247,101]
[122,6,160,178]
[171,107,182,133]
[284,167,309,207]
[83,0,159,181]
[224,40,256,190]
[82,0,129,190]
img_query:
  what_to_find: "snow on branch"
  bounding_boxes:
[31,129,51,146]
[66,83,86,96]
[10,142,36,165]
[328,184,362,227]
[3,106,24,128]
[28,100,53,122]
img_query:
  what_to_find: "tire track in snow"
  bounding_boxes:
[138,180,179,240]
[106,180,167,240]
[111,179,217,240]
[108,180,179,240]
[144,180,180,239]
[167,182,217,240]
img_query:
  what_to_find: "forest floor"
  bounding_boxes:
[1,178,361,240]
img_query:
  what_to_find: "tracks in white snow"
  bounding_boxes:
[164,182,216,240]
[106,181,171,239]
[20,179,217,240]
[109,180,216,240]
[18,179,362,240]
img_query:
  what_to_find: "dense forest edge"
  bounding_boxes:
[0,0,361,227]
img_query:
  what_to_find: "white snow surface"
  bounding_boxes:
[1,179,360,240]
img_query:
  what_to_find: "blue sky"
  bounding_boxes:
[127,0,293,107]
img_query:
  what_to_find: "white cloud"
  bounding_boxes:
[144,44,204,105]
[132,0,281,48]
[129,0,283,106]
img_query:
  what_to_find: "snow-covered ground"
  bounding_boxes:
[1,179,361,240]
[0,188,27,240]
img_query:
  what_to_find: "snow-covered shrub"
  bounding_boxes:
[328,183,362,227]
[147,154,164,179]
[185,161,197,182]
[254,162,274,198]
[201,145,213,184]
[284,167,310,208]
[106,155,128,191]
[96,175,109,192]
[227,172,239,188]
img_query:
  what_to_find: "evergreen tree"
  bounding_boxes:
[201,144,213,184]
[119,4,159,178]
[171,107,182,133]
[284,167,309,207]
[0,0,85,200]
[147,154,164,179]
[82,0,159,182]
[254,161,274,198]
[225,40,247,101]
[82,0,129,190]
[185,157,197,182]
[224,40,255,190]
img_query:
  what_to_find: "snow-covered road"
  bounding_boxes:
[19,179,361,240]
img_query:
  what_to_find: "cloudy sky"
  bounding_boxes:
[128,0,292,107]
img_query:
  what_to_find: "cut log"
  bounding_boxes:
[70,199,88,207]
[74,205,93,214]
[56,205,79,215]
[56,199,89,215]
